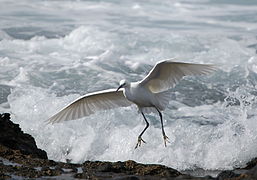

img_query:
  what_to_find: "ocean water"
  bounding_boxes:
[1,0,257,174]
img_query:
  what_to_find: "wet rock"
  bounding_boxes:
[115,176,140,180]
[245,157,257,169]
[216,157,257,180]
[0,173,11,179]
[0,113,47,159]
[83,160,182,177]
[216,170,240,180]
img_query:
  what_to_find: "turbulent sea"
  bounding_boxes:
[1,0,257,175]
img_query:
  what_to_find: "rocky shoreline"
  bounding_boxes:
[0,113,256,180]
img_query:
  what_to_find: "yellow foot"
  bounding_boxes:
[163,135,169,147]
[135,136,146,149]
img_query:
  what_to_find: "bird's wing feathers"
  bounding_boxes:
[139,60,217,93]
[48,89,132,124]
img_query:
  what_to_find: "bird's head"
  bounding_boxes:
[116,79,129,92]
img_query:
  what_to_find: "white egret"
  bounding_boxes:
[48,59,217,148]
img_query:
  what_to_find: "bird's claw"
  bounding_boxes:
[163,134,169,147]
[135,136,146,149]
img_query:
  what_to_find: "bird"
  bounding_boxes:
[47,59,217,148]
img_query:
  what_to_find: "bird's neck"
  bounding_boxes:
[123,85,130,92]
[123,84,132,101]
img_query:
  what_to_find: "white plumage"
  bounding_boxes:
[48,89,132,123]
[47,59,217,148]
[140,61,216,93]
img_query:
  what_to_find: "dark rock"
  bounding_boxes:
[216,170,240,180]
[125,176,140,180]
[97,162,113,172]
[203,175,214,179]
[0,113,47,159]
[0,173,11,179]
[214,157,257,180]
[245,157,257,169]
[83,160,182,178]
[245,165,257,179]
[114,176,140,180]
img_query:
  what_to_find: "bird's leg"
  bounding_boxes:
[135,112,149,149]
[156,108,169,147]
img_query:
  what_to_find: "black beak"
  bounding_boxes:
[116,84,123,92]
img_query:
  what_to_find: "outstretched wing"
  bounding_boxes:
[47,89,132,124]
[139,59,217,93]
